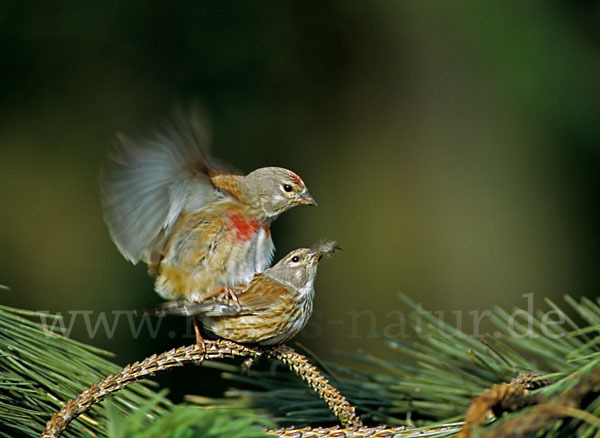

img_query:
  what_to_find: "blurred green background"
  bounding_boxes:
[2,1,600,399]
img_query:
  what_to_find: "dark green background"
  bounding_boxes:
[2,1,600,399]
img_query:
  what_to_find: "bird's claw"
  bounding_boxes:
[224,287,242,312]
[193,318,207,362]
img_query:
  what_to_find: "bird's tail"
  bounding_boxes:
[136,300,205,317]
[137,299,246,318]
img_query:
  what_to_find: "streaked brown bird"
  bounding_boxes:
[143,240,339,345]
[100,110,316,303]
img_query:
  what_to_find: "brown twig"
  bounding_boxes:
[265,345,363,428]
[267,424,460,437]
[482,368,600,438]
[41,340,362,437]
[482,403,600,438]
[459,368,600,437]
[458,372,550,438]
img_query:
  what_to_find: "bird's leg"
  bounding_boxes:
[203,285,242,311]
[202,286,226,300]
[193,317,206,359]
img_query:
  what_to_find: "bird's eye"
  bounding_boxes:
[283,184,293,192]
[291,256,300,262]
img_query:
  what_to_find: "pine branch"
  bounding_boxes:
[42,342,362,437]
[6,287,600,437]
[265,345,362,428]
[0,304,170,438]
[481,367,600,437]
[266,423,461,437]
[458,372,550,437]
[196,294,600,434]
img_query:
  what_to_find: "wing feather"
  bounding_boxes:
[235,275,289,312]
[137,275,290,318]
[137,299,241,317]
[100,109,235,264]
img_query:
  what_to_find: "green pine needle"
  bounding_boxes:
[196,294,600,435]
[3,291,600,437]
[104,395,272,438]
[0,304,171,437]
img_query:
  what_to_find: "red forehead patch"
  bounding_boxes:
[289,172,304,185]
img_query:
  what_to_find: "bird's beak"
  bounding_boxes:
[310,240,341,263]
[310,251,323,264]
[298,191,317,206]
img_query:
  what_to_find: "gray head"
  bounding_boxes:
[265,240,340,293]
[240,167,316,221]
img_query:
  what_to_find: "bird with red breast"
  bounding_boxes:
[100,109,316,303]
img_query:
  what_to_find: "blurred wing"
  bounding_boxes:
[100,109,237,264]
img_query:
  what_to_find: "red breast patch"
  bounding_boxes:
[262,226,271,237]
[230,213,260,241]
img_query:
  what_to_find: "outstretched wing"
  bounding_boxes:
[100,108,236,265]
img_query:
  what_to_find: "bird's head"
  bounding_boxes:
[266,240,340,293]
[241,167,316,221]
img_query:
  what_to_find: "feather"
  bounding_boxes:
[235,275,290,311]
[100,110,236,264]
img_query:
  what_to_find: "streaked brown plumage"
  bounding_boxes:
[142,240,339,345]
